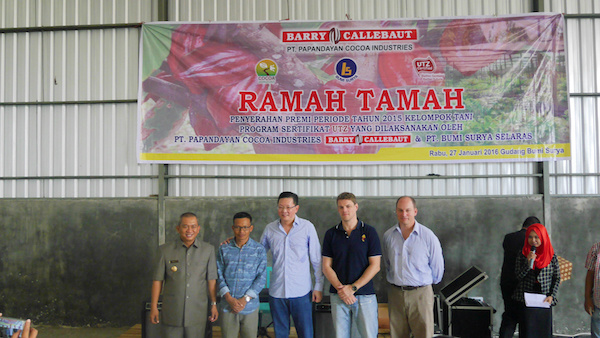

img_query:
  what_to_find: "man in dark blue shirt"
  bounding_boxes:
[322,192,382,338]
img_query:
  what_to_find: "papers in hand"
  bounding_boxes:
[524,292,551,308]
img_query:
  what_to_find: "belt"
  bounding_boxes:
[392,284,425,291]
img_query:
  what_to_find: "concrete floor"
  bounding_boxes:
[35,326,130,338]
[24,326,597,338]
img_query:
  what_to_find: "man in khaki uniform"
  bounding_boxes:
[150,212,219,337]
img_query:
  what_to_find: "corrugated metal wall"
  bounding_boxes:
[0,0,157,197]
[1,0,598,198]
[543,0,600,195]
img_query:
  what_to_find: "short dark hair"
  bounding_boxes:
[522,216,541,229]
[278,191,299,205]
[179,212,197,225]
[396,196,417,209]
[233,211,252,223]
[337,192,357,204]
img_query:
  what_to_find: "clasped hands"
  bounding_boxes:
[225,293,248,313]
[337,285,357,305]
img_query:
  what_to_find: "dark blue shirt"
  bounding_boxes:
[322,220,382,295]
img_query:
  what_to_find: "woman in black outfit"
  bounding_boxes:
[513,223,560,337]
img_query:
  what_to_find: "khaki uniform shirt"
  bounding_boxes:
[153,239,217,327]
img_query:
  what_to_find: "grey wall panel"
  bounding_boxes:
[168,0,532,22]
[168,162,540,197]
[543,0,600,14]
[0,198,158,326]
[1,28,140,103]
[553,96,600,195]
[0,0,157,198]
[552,196,600,334]
[549,11,600,195]
[0,104,156,198]
[0,0,154,28]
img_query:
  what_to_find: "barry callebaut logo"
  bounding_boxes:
[282,27,417,44]
[329,28,341,44]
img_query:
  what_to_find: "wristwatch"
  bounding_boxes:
[210,301,217,306]
[244,295,252,302]
[351,285,358,292]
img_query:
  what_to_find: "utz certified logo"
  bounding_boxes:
[414,57,435,73]
[256,59,278,84]
[413,56,445,81]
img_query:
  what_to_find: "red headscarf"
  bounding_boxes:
[522,223,554,269]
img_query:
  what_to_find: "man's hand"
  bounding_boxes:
[237,297,248,311]
[337,285,357,305]
[220,237,234,246]
[527,251,537,268]
[209,304,218,322]
[12,319,37,338]
[0,314,38,338]
[150,307,160,324]
[150,280,163,324]
[585,297,595,316]
[225,294,244,313]
[232,296,249,313]
[543,296,553,304]
[312,290,323,303]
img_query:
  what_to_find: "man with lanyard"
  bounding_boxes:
[322,192,382,338]
[260,191,324,338]
[382,196,444,338]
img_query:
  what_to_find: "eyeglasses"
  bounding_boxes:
[277,205,297,211]
[179,224,199,230]
[233,226,252,231]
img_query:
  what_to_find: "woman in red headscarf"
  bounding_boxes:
[513,223,561,337]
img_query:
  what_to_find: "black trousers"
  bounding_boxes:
[518,303,553,338]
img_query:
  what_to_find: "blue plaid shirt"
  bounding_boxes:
[217,238,267,314]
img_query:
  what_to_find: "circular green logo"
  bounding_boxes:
[256,59,278,76]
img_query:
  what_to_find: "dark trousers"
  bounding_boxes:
[499,287,519,337]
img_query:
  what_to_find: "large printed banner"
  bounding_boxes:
[137,13,569,164]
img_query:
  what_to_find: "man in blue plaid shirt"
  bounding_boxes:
[217,212,267,338]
